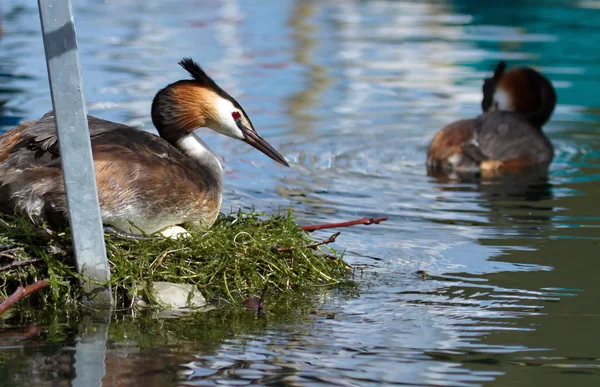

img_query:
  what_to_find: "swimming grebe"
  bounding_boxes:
[0,58,289,237]
[427,61,556,177]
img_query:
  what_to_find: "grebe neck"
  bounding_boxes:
[176,132,223,190]
[151,83,223,191]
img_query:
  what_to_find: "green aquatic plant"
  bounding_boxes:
[0,210,353,312]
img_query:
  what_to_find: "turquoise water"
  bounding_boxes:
[1,0,600,385]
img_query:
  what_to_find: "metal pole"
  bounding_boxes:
[73,314,111,387]
[37,0,112,306]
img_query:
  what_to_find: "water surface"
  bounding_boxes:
[1,0,599,386]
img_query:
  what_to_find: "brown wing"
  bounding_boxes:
[475,111,554,167]
[0,119,37,164]
[427,112,553,177]
[0,112,219,228]
[0,111,193,169]
[91,141,216,213]
[0,110,217,201]
[427,119,478,169]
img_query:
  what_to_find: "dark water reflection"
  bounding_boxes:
[1,0,600,386]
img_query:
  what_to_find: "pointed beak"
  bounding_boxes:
[237,122,289,167]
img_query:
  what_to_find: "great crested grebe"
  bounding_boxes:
[0,58,289,237]
[427,61,556,177]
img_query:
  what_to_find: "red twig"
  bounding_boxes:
[275,232,340,253]
[300,217,388,232]
[0,280,49,316]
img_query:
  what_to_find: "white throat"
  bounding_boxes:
[177,132,223,181]
[493,89,513,111]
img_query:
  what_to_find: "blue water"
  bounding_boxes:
[1,0,600,386]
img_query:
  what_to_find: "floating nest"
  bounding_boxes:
[0,210,354,313]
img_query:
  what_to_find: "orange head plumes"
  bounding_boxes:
[481,61,557,127]
[151,58,289,166]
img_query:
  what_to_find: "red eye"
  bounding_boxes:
[232,111,241,120]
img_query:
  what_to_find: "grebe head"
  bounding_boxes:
[481,61,557,127]
[152,58,289,167]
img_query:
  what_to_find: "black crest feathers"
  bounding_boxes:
[482,60,508,112]
[177,57,254,129]
[179,57,223,93]
[493,61,507,80]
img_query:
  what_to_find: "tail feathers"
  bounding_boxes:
[0,167,66,226]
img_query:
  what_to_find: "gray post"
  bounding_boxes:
[38,0,112,306]
[73,314,111,387]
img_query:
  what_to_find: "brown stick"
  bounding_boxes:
[0,258,43,273]
[274,232,340,253]
[0,280,49,316]
[300,217,388,232]
[0,247,25,261]
[305,232,340,249]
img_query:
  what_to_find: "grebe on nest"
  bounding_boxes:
[0,58,289,237]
